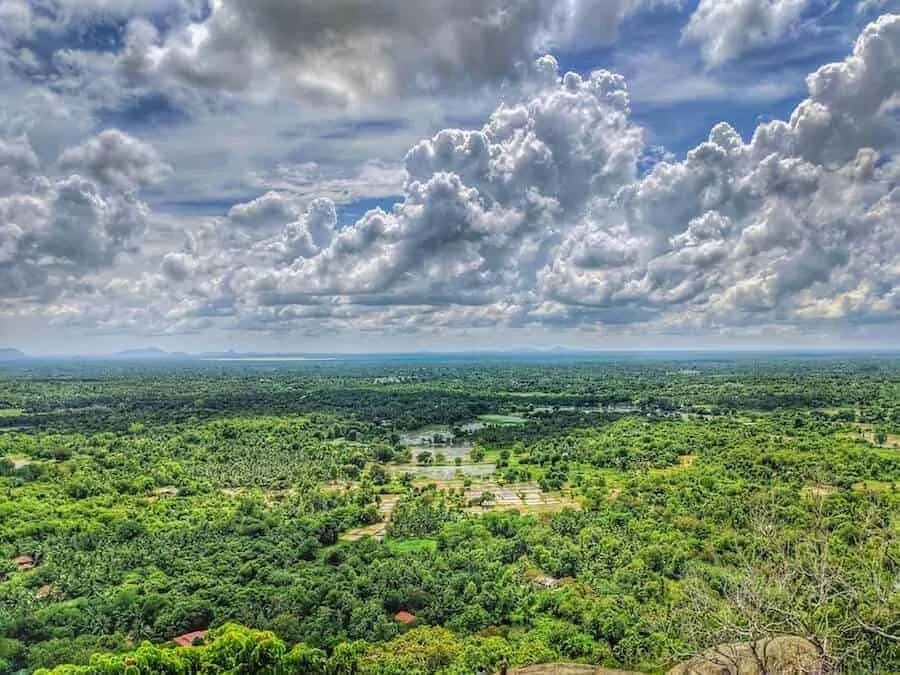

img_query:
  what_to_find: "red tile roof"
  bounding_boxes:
[14,555,35,571]
[173,630,207,647]
[394,611,417,625]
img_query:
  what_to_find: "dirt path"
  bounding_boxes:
[340,494,398,542]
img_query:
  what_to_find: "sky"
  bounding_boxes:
[0,0,899,355]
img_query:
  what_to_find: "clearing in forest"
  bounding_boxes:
[398,426,455,445]
[800,485,838,499]
[219,487,298,504]
[874,433,900,448]
[854,480,894,493]
[478,414,528,425]
[649,455,697,477]
[406,479,577,512]
[340,523,387,542]
[340,494,398,542]
[851,423,900,449]
[377,494,398,519]
[390,463,497,479]
[462,481,580,513]
[406,444,475,462]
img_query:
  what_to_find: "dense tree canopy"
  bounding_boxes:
[0,355,898,673]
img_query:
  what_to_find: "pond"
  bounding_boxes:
[398,425,455,445]
[477,414,527,426]
[407,445,474,462]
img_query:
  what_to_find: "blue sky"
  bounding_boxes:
[0,0,899,354]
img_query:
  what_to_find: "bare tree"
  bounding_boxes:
[673,492,899,673]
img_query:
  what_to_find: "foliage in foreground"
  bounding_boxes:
[34,623,532,675]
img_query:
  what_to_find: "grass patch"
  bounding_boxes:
[854,481,894,493]
[340,523,386,542]
[875,434,900,449]
[385,538,437,555]
[649,455,698,477]
[0,408,23,418]
[478,414,527,426]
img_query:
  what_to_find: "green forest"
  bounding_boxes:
[0,355,898,674]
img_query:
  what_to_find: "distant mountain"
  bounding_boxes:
[0,348,27,361]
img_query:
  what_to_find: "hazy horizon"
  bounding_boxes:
[5,343,900,359]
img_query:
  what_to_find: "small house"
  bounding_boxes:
[394,611,417,627]
[173,630,208,647]
[13,555,35,572]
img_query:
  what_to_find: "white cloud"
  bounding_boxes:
[58,128,172,191]
[0,136,39,194]
[164,15,898,335]
[618,49,802,106]
[683,0,813,66]
[0,131,161,302]
[214,62,644,310]
[253,161,407,205]
[0,0,33,43]
[225,191,302,230]
[118,0,678,104]
[19,0,204,33]
[7,12,900,346]
[543,13,900,327]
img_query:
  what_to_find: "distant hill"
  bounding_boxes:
[0,348,27,360]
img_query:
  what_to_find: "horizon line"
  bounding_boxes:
[4,346,900,359]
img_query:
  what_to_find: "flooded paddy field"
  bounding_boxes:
[390,463,497,480]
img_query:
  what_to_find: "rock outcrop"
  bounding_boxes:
[507,636,826,675]
[510,666,642,675]
[666,636,825,675]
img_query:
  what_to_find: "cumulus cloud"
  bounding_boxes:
[160,250,198,282]
[160,60,645,317]
[58,129,172,191]
[12,0,204,34]
[0,136,39,194]
[0,131,161,301]
[254,161,407,205]
[683,0,813,66]
[225,191,302,230]
[543,13,900,327]
[29,14,900,341]
[0,0,33,43]
[118,0,677,103]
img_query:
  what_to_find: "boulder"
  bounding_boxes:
[667,636,825,675]
[509,666,643,675]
